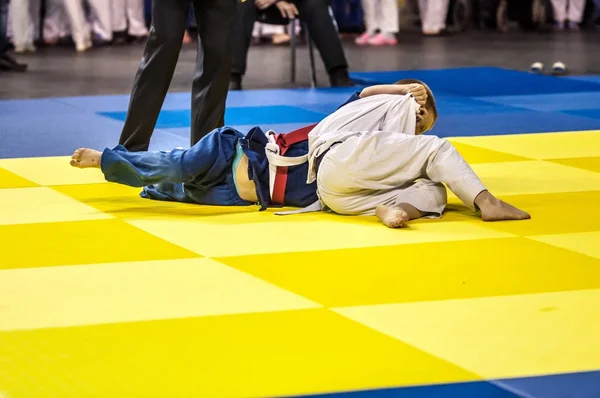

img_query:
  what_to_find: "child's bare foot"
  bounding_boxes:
[70,148,101,168]
[376,204,411,228]
[475,191,531,221]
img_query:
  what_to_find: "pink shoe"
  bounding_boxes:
[355,32,373,45]
[368,33,397,46]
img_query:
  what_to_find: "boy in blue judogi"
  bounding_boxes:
[71,82,530,226]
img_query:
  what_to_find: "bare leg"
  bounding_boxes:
[474,191,530,221]
[376,203,425,228]
[70,148,101,168]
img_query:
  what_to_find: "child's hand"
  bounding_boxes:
[408,83,428,105]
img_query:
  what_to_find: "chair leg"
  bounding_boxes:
[306,26,317,88]
[290,19,297,84]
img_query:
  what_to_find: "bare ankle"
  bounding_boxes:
[474,190,493,208]
[396,203,426,220]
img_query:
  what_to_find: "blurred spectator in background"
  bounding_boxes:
[87,0,146,45]
[253,21,293,44]
[43,0,69,46]
[88,0,113,44]
[550,0,585,30]
[8,0,40,52]
[230,0,352,90]
[111,0,148,42]
[40,0,91,51]
[355,0,398,45]
[418,0,449,35]
[0,0,27,70]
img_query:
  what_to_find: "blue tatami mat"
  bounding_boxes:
[349,67,600,96]
[303,370,600,398]
[100,105,328,129]
[2,67,600,159]
[565,75,600,85]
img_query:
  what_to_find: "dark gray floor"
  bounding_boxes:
[1,29,599,100]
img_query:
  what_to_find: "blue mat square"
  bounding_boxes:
[225,87,362,108]
[478,92,600,112]
[562,108,600,121]
[349,67,600,97]
[434,95,527,115]
[302,380,522,398]
[565,75,600,85]
[432,110,600,138]
[498,370,600,398]
[99,106,328,129]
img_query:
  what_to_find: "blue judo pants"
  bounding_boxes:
[100,127,251,206]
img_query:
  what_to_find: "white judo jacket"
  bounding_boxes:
[306,93,420,184]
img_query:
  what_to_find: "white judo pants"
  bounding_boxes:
[550,0,585,23]
[111,0,148,36]
[361,0,399,34]
[317,133,486,217]
[8,0,41,47]
[418,0,449,34]
[43,0,70,41]
[89,0,147,41]
[61,0,90,46]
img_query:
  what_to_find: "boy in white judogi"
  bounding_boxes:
[71,80,530,228]
[306,80,530,228]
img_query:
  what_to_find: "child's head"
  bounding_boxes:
[396,78,438,135]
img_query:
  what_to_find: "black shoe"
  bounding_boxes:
[0,54,28,72]
[329,67,353,87]
[229,74,242,91]
[112,30,129,45]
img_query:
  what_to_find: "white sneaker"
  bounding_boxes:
[75,39,92,52]
[14,43,36,53]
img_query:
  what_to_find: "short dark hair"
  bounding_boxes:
[395,78,438,125]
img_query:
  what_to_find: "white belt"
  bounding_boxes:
[265,130,308,200]
[264,130,327,216]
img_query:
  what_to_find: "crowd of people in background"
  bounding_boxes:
[1,0,599,76]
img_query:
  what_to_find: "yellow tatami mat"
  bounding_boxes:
[1,130,600,397]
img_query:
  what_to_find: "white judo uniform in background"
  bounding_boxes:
[418,0,450,34]
[307,94,487,217]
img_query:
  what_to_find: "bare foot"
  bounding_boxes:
[376,204,411,228]
[70,148,101,169]
[475,191,531,222]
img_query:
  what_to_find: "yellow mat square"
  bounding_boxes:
[0,219,200,270]
[448,141,531,164]
[0,167,38,188]
[0,258,319,331]
[451,130,600,159]
[530,231,600,260]
[54,183,257,220]
[471,160,600,196]
[334,289,600,379]
[0,187,111,225]
[127,218,514,257]
[0,156,106,186]
[219,237,600,307]
[483,191,600,235]
[549,157,600,174]
[0,309,480,398]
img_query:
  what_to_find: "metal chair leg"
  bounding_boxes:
[290,19,297,84]
[306,27,317,88]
